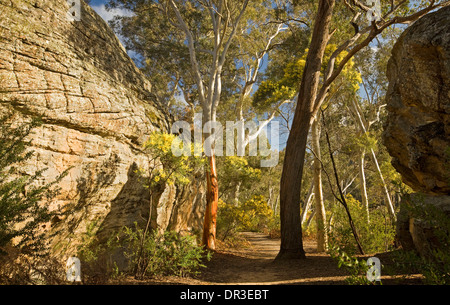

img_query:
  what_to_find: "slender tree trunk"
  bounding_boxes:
[301,181,314,225]
[306,209,316,230]
[276,0,335,260]
[322,111,365,255]
[233,181,241,206]
[358,148,370,223]
[274,194,279,215]
[311,116,328,252]
[202,154,219,250]
[350,97,396,221]
[369,148,396,221]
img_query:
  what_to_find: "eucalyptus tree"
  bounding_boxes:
[107,0,291,250]
[277,0,449,259]
[254,40,362,252]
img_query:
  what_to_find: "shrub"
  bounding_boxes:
[216,200,241,241]
[391,196,450,284]
[0,112,64,255]
[75,221,121,283]
[239,195,273,231]
[143,131,205,188]
[0,109,68,284]
[217,195,274,242]
[113,223,211,279]
[267,213,281,239]
[328,241,380,285]
[0,246,66,285]
[328,194,396,255]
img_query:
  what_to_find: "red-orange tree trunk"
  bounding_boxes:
[202,155,219,250]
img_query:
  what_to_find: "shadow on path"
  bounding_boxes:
[199,232,349,285]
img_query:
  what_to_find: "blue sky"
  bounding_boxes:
[86,0,289,148]
[88,1,140,62]
[89,0,133,23]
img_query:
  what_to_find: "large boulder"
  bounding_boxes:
[383,6,450,256]
[0,0,204,257]
[383,5,450,195]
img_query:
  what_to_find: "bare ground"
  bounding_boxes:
[197,232,350,285]
[119,231,423,285]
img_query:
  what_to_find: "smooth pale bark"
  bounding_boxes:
[273,194,280,215]
[306,209,316,230]
[358,148,370,223]
[301,181,314,225]
[350,97,396,221]
[169,0,249,250]
[311,116,328,252]
[233,181,241,206]
[276,0,335,260]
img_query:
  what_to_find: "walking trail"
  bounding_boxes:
[130,231,421,285]
[196,232,349,285]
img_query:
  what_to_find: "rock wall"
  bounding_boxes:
[383,6,450,256]
[0,0,204,257]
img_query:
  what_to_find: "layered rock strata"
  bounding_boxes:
[0,0,204,257]
[383,6,450,256]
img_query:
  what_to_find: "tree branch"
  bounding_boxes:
[312,0,448,119]
[321,109,365,255]
[169,0,207,107]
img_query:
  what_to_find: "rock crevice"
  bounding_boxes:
[383,5,450,256]
[0,0,204,257]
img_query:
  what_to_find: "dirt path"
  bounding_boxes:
[196,232,349,285]
[119,231,423,285]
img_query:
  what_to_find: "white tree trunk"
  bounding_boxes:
[350,97,396,221]
[301,181,315,225]
[311,116,327,252]
[358,148,370,223]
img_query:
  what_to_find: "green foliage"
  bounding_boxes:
[253,44,361,111]
[131,132,208,279]
[113,223,211,278]
[143,131,205,187]
[328,241,380,285]
[392,196,450,284]
[392,249,450,285]
[217,195,273,241]
[107,0,288,119]
[350,132,378,152]
[239,195,273,231]
[329,194,396,255]
[77,221,102,264]
[266,212,281,239]
[76,222,211,281]
[217,156,261,203]
[76,221,121,283]
[0,110,66,256]
[216,200,241,241]
[0,109,69,284]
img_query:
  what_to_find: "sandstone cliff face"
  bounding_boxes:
[0,0,204,256]
[383,6,450,256]
[383,5,450,195]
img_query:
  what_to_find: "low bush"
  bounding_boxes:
[391,196,450,284]
[328,194,396,255]
[217,195,274,242]
[114,224,211,279]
